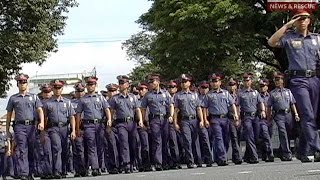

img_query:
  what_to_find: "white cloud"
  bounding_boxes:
[0,42,136,115]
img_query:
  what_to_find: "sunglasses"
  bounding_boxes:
[87,83,96,86]
[76,90,84,92]
[200,86,209,89]
[167,86,176,89]
[181,80,189,83]
[53,86,62,90]
[259,85,267,88]
[108,89,117,92]
[210,80,219,83]
[42,90,51,93]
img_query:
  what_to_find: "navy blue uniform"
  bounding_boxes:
[279,31,320,158]
[6,93,42,177]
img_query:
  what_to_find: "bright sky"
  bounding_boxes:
[0,0,152,115]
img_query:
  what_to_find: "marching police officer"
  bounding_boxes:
[237,73,266,164]
[108,75,143,173]
[196,81,213,167]
[258,79,274,162]
[202,73,239,166]
[267,72,300,161]
[226,79,242,164]
[166,80,182,169]
[43,80,76,179]
[268,9,320,162]
[104,83,120,174]
[6,74,44,180]
[38,84,53,179]
[76,76,112,176]
[71,83,87,177]
[141,74,173,171]
[136,82,153,171]
[173,74,204,168]
[0,121,11,180]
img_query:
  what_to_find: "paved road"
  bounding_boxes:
[63,159,320,180]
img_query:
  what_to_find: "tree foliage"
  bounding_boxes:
[0,0,77,97]
[123,0,320,83]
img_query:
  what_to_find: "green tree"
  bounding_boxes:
[123,0,319,82]
[0,0,77,97]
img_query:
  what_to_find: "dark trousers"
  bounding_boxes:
[115,121,138,168]
[210,118,230,162]
[228,121,241,161]
[13,124,35,176]
[48,126,68,174]
[290,77,320,156]
[149,117,169,165]
[242,116,259,161]
[274,113,293,157]
[180,119,201,164]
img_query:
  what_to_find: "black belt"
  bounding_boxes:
[83,119,104,124]
[48,121,68,128]
[15,120,35,126]
[289,70,316,78]
[210,114,227,118]
[115,117,134,123]
[149,113,167,119]
[182,114,196,120]
[241,112,256,117]
[275,108,291,114]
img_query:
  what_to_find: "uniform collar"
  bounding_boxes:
[243,88,254,92]
[181,89,191,94]
[86,93,97,97]
[260,92,269,97]
[17,92,31,97]
[211,88,223,93]
[51,96,65,102]
[119,93,129,98]
[152,89,163,94]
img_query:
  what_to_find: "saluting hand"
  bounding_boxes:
[285,16,301,29]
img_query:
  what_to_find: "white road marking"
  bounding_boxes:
[307,170,320,173]
[191,172,206,175]
[238,171,252,174]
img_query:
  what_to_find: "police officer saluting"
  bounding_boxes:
[76,76,112,176]
[43,80,76,179]
[109,75,143,173]
[202,73,238,166]
[267,72,300,161]
[6,74,44,180]
[268,9,320,162]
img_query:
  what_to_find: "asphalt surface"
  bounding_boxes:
[42,159,320,180]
